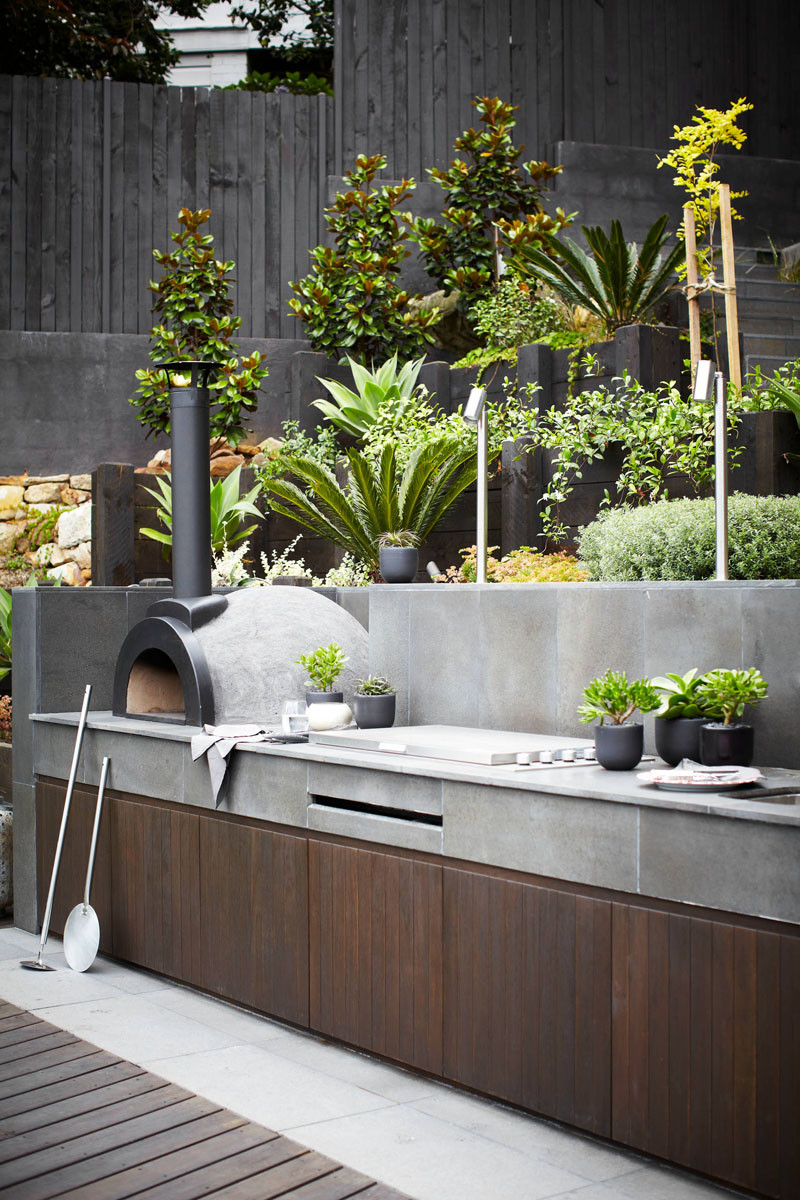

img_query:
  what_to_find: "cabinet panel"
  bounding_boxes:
[442,866,612,1136]
[308,839,443,1075]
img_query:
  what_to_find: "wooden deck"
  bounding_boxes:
[0,1001,407,1199]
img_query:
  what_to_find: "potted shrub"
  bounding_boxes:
[295,642,353,732]
[578,669,661,770]
[697,668,768,767]
[651,668,714,765]
[353,676,396,729]
[378,530,420,583]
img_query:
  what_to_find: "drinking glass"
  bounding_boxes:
[282,701,309,735]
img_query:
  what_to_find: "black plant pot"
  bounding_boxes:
[352,692,396,730]
[594,722,644,771]
[654,716,708,767]
[305,690,344,706]
[700,722,754,768]
[379,547,418,583]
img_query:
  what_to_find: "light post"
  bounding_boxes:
[463,386,489,583]
[693,359,728,580]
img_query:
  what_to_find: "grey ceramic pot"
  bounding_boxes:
[305,690,344,706]
[700,722,754,767]
[594,722,644,771]
[352,692,396,730]
[654,716,707,766]
[379,546,418,583]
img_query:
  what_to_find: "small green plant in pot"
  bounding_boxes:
[296,642,348,704]
[378,531,420,584]
[578,670,661,770]
[651,668,715,765]
[696,668,768,767]
[353,676,397,730]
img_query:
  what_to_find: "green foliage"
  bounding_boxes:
[0,588,11,683]
[312,354,426,438]
[439,546,588,583]
[1,0,211,83]
[132,209,268,446]
[524,371,739,544]
[0,695,11,744]
[290,155,440,362]
[657,98,752,270]
[513,215,684,336]
[650,669,713,719]
[356,675,395,696]
[414,96,569,306]
[257,421,340,493]
[470,277,566,346]
[578,670,661,726]
[25,505,66,551]
[231,1,333,54]
[222,70,332,94]
[296,641,347,692]
[740,359,800,429]
[141,466,264,555]
[578,493,800,581]
[259,440,478,571]
[697,668,768,727]
[377,530,419,548]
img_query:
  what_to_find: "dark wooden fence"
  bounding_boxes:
[0,75,333,338]
[335,0,800,177]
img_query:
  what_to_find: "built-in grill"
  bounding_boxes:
[112,363,227,726]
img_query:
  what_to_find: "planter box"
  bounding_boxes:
[0,743,10,806]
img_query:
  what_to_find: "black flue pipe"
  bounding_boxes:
[167,362,216,599]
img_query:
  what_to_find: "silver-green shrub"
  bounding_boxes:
[578,493,800,581]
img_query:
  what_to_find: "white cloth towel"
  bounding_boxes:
[191,723,276,807]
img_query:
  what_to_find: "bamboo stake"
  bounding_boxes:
[684,206,702,379]
[719,184,741,391]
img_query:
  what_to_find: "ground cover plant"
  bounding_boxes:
[438,546,588,583]
[290,154,440,361]
[132,208,268,446]
[578,493,800,580]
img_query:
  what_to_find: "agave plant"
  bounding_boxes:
[312,353,426,438]
[141,464,264,555]
[260,440,477,571]
[513,214,685,335]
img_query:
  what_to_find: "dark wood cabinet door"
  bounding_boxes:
[35,780,113,954]
[308,839,443,1075]
[442,866,612,1137]
[198,816,309,1027]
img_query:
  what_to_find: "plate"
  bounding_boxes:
[638,767,762,792]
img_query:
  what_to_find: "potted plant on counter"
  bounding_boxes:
[353,676,396,729]
[697,668,768,767]
[578,669,661,770]
[378,530,420,583]
[296,642,352,731]
[651,668,714,765]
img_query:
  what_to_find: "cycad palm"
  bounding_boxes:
[260,440,478,571]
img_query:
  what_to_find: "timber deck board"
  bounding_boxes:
[0,1005,407,1200]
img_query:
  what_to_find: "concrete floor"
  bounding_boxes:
[0,926,751,1200]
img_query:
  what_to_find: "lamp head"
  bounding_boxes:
[463,387,488,424]
[692,360,716,403]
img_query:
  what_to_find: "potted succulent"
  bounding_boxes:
[578,669,661,770]
[697,668,768,767]
[352,676,396,729]
[295,642,352,731]
[378,531,420,584]
[651,668,714,766]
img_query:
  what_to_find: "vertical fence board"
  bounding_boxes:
[108,81,124,332]
[137,84,154,336]
[85,82,103,331]
[54,81,72,331]
[39,79,57,332]
[250,91,266,340]
[0,77,11,328]
[236,90,253,335]
[24,78,42,331]
[279,96,295,339]
[194,86,210,213]
[263,93,281,338]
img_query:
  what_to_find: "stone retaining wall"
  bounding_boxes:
[0,474,92,586]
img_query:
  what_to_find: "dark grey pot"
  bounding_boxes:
[654,716,707,766]
[305,690,344,706]
[352,692,396,730]
[379,546,418,583]
[594,722,644,771]
[700,722,754,768]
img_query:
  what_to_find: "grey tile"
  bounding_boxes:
[38,589,128,712]
[742,586,800,769]
[147,985,289,1045]
[308,761,442,816]
[368,587,410,725]
[478,586,558,733]
[267,1031,439,1102]
[443,781,638,890]
[601,1162,752,1199]
[639,806,800,923]
[82,727,183,804]
[556,588,646,736]
[33,721,86,782]
[221,747,308,824]
[308,803,443,854]
[10,782,36,932]
[126,587,172,629]
[408,588,481,726]
[10,586,37,788]
[182,741,217,810]
[0,954,121,1009]
[335,588,369,631]
[644,585,744,679]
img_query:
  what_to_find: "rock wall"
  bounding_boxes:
[0,474,92,586]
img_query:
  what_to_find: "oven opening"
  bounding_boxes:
[126,648,185,718]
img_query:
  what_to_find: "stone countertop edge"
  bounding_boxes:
[30,711,800,827]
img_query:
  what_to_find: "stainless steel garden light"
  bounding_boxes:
[692,359,728,581]
[463,387,489,583]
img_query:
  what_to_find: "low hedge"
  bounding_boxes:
[577,493,800,581]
